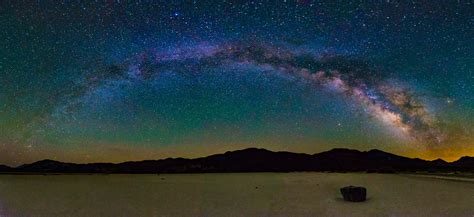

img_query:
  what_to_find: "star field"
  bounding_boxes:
[0,1,473,165]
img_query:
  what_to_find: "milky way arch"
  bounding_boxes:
[52,41,448,148]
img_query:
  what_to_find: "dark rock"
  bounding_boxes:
[340,186,366,202]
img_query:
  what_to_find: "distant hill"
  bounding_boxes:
[5,148,474,174]
[452,156,474,168]
[0,165,13,172]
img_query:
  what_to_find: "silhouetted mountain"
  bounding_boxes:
[452,156,474,170]
[0,165,12,172]
[8,148,474,174]
[431,158,449,166]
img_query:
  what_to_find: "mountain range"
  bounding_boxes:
[1,148,473,174]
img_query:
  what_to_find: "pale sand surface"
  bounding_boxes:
[0,173,473,217]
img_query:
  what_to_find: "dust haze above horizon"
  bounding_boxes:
[1,1,473,166]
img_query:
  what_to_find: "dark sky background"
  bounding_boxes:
[0,1,473,166]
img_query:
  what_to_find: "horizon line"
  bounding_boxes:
[3,147,470,168]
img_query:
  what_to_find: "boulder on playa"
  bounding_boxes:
[340,186,366,202]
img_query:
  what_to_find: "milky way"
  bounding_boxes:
[52,42,450,149]
[1,1,473,165]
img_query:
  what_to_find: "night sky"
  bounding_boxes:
[1,1,473,166]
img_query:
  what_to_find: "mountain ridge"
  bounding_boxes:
[3,148,474,174]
